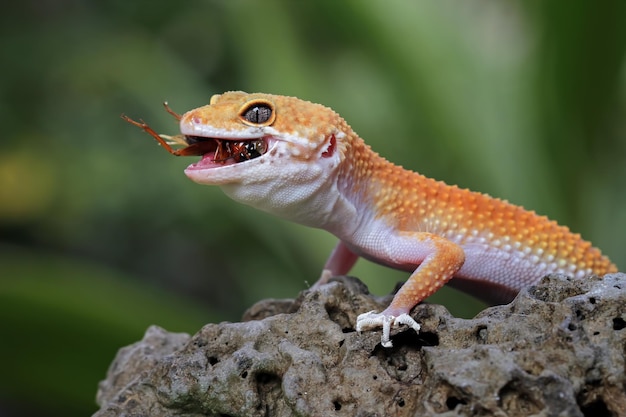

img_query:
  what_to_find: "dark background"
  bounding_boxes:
[1,1,624,416]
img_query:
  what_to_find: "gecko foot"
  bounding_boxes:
[356,311,421,348]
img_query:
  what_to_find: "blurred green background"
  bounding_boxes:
[1,1,624,416]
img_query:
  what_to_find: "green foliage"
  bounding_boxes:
[1,1,624,415]
[0,245,212,416]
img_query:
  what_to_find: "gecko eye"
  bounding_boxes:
[239,100,276,126]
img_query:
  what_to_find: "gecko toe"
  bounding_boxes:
[356,311,421,348]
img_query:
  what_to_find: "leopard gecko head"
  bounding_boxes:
[180,91,352,222]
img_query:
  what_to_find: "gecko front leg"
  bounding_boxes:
[356,233,465,347]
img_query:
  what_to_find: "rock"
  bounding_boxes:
[93,273,626,417]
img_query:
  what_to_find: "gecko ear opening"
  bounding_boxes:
[238,99,276,127]
[321,134,336,158]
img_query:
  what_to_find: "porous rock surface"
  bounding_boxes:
[94,273,626,417]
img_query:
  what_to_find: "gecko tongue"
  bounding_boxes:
[187,153,236,170]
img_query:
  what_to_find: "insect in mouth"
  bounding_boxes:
[214,139,268,163]
[122,102,268,164]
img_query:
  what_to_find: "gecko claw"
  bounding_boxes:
[356,311,421,348]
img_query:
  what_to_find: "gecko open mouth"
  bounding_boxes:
[182,136,269,168]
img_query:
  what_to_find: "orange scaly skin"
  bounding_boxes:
[139,91,618,348]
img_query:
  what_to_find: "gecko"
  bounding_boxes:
[124,91,618,347]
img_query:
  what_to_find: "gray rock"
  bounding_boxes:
[94,273,626,417]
